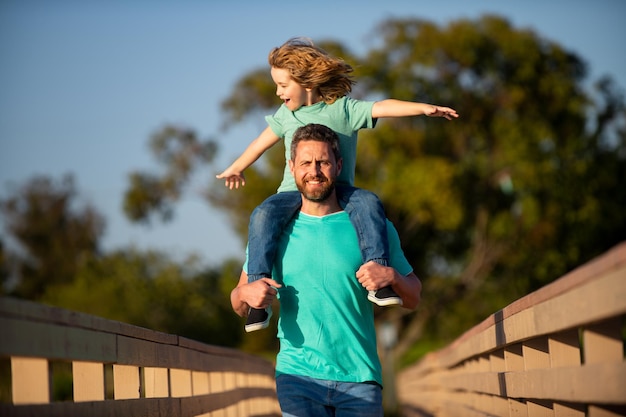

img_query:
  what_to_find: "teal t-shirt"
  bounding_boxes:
[265,96,376,193]
[247,211,412,385]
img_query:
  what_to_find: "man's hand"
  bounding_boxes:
[355,261,396,292]
[356,261,422,309]
[239,277,281,310]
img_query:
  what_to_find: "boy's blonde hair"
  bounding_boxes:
[268,37,354,104]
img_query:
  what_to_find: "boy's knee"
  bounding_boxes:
[358,190,380,204]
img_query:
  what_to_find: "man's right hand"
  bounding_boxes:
[241,277,282,309]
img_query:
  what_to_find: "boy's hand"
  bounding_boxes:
[426,105,459,120]
[216,169,246,189]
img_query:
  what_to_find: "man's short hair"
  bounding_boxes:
[290,124,341,162]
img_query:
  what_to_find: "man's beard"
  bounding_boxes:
[296,175,336,202]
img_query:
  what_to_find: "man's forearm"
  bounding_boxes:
[391,271,422,310]
[230,286,250,317]
[231,270,251,317]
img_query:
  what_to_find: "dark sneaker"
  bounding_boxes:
[245,306,272,332]
[368,286,402,306]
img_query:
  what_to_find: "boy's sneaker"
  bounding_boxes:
[368,286,402,307]
[245,306,272,332]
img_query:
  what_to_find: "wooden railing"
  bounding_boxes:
[0,296,280,417]
[398,242,626,417]
[2,243,624,417]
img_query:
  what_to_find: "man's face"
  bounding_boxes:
[289,140,342,202]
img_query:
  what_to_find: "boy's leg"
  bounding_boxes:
[245,191,301,332]
[337,186,402,307]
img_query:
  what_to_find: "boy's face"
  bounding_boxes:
[271,67,309,111]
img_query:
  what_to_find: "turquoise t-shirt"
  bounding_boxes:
[265,96,376,193]
[250,211,413,386]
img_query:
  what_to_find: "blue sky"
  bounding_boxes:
[1,0,625,266]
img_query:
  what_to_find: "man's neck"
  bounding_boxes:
[299,193,343,217]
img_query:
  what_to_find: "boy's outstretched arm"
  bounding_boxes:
[372,99,458,120]
[216,126,281,189]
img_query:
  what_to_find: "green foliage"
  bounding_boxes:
[50,361,73,402]
[41,249,243,347]
[0,174,104,299]
[123,125,218,224]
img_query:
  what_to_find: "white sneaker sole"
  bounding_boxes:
[367,292,403,307]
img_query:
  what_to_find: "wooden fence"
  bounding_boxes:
[398,242,626,417]
[0,296,280,417]
[2,242,625,417]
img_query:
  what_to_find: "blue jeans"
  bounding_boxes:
[276,374,383,417]
[247,186,390,282]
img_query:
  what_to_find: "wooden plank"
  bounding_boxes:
[439,361,626,404]
[553,402,585,417]
[0,297,123,335]
[534,269,626,336]
[503,308,538,348]
[170,368,192,398]
[509,398,529,417]
[549,329,581,368]
[504,362,626,403]
[588,405,626,417]
[490,394,509,416]
[73,361,105,402]
[210,371,225,393]
[113,364,140,399]
[0,317,116,362]
[193,371,210,395]
[144,366,169,398]
[0,397,183,417]
[223,371,237,392]
[526,399,553,417]
[440,371,503,396]
[477,354,490,372]
[116,334,179,368]
[11,357,49,405]
[583,317,623,365]
[506,343,525,371]
[523,338,550,370]
[490,349,505,372]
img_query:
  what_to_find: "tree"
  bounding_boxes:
[123,16,626,360]
[123,124,218,224]
[0,174,105,299]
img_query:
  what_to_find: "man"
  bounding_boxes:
[230,123,422,417]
